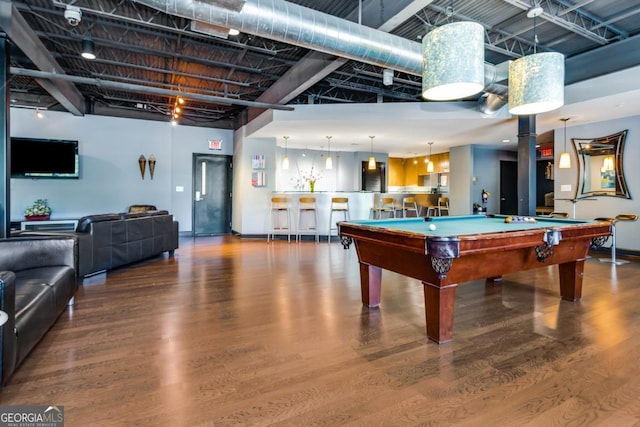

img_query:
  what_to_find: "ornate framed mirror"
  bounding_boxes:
[573,129,630,199]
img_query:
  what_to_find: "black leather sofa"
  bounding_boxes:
[0,236,77,385]
[65,210,178,278]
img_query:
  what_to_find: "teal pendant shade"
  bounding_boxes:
[508,52,565,115]
[422,22,485,101]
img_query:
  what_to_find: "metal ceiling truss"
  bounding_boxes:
[44,1,292,57]
[5,0,640,127]
[325,77,419,102]
[501,0,628,44]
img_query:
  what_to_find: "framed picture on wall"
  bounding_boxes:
[251,171,266,187]
[252,155,265,169]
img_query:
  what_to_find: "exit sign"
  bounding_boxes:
[539,147,553,158]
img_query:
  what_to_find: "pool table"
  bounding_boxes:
[338,215,611,344]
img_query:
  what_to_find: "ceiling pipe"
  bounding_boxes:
[133,0,508,113]
[9,67,295,111]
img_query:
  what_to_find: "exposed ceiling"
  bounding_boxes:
[3,0,640,156]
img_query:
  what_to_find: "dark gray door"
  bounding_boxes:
[362,161,386,192]
[500,160,518,215]
[193,154,232,236]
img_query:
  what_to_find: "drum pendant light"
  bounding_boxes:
[508,6,564,115]
[422,21,485,101]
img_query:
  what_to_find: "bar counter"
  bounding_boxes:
[271,191,443,239]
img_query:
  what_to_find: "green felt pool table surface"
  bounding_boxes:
[347,215,596,237]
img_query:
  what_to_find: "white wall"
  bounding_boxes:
[231,124,390,235]
[554,114,640,251]
[10,108,233,232]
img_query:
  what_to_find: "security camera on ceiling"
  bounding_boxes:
[64,5,82,26]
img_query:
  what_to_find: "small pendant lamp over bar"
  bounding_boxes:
[558,118,571,169]
[422,21,485,101]
[427,142,435,173]
[282,136,290,170]
[368,136,376,170]
[325,136,333,169]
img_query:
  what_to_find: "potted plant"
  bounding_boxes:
[24,199,52,221]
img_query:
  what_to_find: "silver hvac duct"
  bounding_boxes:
[133,0,507,113]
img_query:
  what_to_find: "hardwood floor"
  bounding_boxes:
[1,236,640,426]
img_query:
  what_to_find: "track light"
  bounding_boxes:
[81,38,96,60]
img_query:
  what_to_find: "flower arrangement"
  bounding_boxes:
[24,198,52,218]
[299,166,322,192]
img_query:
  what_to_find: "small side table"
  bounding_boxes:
[20,219,78,231]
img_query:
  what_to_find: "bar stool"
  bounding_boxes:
[427,197,449,217]
[328,197,349,243]
[297,196,318,243]
[267,196,292,243]
[402,197,419,217]
[595,213,638,265]
[372,197,396,219]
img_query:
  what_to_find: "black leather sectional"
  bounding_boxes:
[72,210,179,278]
[0,236,77,385]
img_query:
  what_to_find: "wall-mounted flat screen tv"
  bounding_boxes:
[11,137,79,179]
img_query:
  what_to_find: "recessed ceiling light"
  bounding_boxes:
[502,139,511,143]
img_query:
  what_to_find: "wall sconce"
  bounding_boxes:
[282,136,290,170]
[148,155,156,179]
[138,155,146,179]
[558,118,571,169]
[427,142,435,173]
[81,38,96,59]
[422,21,485,100]
[35,108,44,119]
[325,136,333,169]
[368,136,376,170]
[508,6,564,115]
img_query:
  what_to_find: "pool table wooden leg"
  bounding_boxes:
[558,260,585,301]
[423,282,457,344]
[360,263,382,307]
